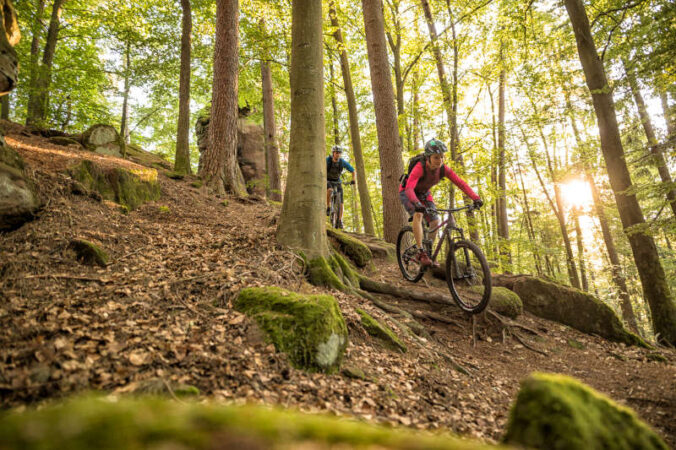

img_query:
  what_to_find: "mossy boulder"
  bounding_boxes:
[0,396,501,450]
[69,239,109,267]
[493,274,647,347]
[0,138,42,231]
[485,287,523,319]
[234,286,348,373]
[327,228,373,267]
[68,159,160,211]
[81,124,125,157]
[357,309,406,353]
[504,372,667,449]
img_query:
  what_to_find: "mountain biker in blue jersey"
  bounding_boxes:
[399,138,483,267]
[326,145,355,229]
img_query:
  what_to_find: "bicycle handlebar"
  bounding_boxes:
[430,203,479,214]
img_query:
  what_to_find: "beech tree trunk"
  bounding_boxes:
[496,60,510,263]
[362,0,406,243]
[329,0,375,235]
[119,38,131,148]
[564,0,676,345]
[25,0,46,122]
[261,58,281,202]
[329,58,340,146]
[276,0,327,259]
[201,0,246,196]
[174,0,192,175]
[659,90,676,147]
[26,0,66,126]
[624,61,676,218]
[572,208,589,292]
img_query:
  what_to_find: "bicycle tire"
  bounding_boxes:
[396,226,425,282]
[330,193,340,228]
[445,239,491,313]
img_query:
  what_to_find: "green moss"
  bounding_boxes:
[234,287,348,373]
[158,206,170,213]
[69,239,109,267]
[221,200,229,207]
[479,286,522,319]
[504,372,667,449]
[567,339,585,350]
[341,365,371,381]
[0,396,500,450]
[132,379,200,398]
[332,252,362,289]
[327,228,373,268]
[307,255,348,292]
[190,180,203,188]
[645,352,667,363]
[68,160,160,211]
[357,309,406,353]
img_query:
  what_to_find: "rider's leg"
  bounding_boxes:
[326,188,332,208]
[412,212,424,248]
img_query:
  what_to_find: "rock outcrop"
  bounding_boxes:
[0,138,41,231]
[81,124,125,158]
[493,274,646,346]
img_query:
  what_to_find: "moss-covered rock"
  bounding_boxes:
[81,124,125,157]
[132,378,200,398]
[327,228,373,267]
[234,286,348,373]
[68,159,160,211]
[0,138,42,231]
[0,396,500,450]
[126,143,173,170]
[485,287,523,319]
[493,275,648,347]
[69,239,109,267]
[504,372,667,449]
[357,309,407,353]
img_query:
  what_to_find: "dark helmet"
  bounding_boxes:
[331,145,343,154]
[424,138,447,157]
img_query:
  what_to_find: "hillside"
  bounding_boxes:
[1,126,674,446]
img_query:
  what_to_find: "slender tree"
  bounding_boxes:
[328,0,375,235]
[119,37,131,147]
[496,53,510,264]
[173,0,192,175]
[25,0,46,120]
[564,0,676,344]
[362,0,405,243]
[200,0,246,196]
[277,0,327,258]
[261,61,281,201]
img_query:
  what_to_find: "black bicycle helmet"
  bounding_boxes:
[331,145,343,154]
[424,138,447,156]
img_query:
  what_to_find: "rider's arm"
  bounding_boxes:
[444,164,480,201]
[405,162,424,204]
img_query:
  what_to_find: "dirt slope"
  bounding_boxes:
[1,129,674,445]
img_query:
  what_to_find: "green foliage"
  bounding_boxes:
[234,286,348,373]
[504,372,667,449]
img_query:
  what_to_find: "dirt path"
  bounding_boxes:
[1,132,674,445]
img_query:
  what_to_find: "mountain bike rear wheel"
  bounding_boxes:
[396,226,425,282]
[445,239,491,313]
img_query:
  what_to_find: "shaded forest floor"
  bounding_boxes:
[1,127,674,446]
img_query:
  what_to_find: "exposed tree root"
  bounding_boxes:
[359,278,456,306]
[487,310,543,336]
[512,332,548,356]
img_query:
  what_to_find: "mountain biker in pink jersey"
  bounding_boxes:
[399,138,483,266]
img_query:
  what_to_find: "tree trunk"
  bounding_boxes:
[515,157,543,276]
[26,0,46,122]
[174,0,193,175]
[119,38,131,149]
[201,0,246,196]
[329,58,340,146]
[26,0,66,126]
[328,0,375,235]
[276,0,327,259]
[659,89,676,148]
[412,70,421,150]
[623,60,676,217]
[564,0,676,344]
[496,59,510,264]
[362,0,406,243]
[261,58,281,202]
[572,207,589,292]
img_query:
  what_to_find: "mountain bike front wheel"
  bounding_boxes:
[330,193,340,228]
[396,226,425,282]
[445,239,491,313]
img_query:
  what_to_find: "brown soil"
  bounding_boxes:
[1,128,674,446]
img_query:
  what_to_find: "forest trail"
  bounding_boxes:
[1,129,674,446]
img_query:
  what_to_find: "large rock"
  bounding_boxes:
[486,286,523,319]
[68,159,160,211]
[81,124,125,157]
[504,372,667,449]
[234,286,348,373]
[0,138,41,231]
[195,111,267,197]
[0,0,20,96]
[493,274,646,346]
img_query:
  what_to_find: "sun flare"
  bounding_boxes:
[560,178,593,209]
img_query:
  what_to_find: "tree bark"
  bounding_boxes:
[572,207,589,292]
[564,0,676,345]
[26,0,66,126]
[623,60,676,218]
[659,89,676,148]
[119,37,131,148]
[261,58,281,202]
[362,0,406,243]
[174,0,193,175]
[328,0,375,235]
[329,58,340,146]
[515,157,543,276]
[201,0,246,196]
[276,0,328,259]
[26,0,46,122]
[496,56,510,264]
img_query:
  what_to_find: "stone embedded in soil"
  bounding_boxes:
[69,239,109,267]
[81,124,125,157]
[0,138,42,231]
[485,287,523,319]
[234,286,348,373]
[504,372,668,450]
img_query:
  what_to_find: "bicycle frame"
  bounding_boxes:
[423,205,475,277]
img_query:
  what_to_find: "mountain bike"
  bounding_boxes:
[328,179,353,229]
[396,203,492,314]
